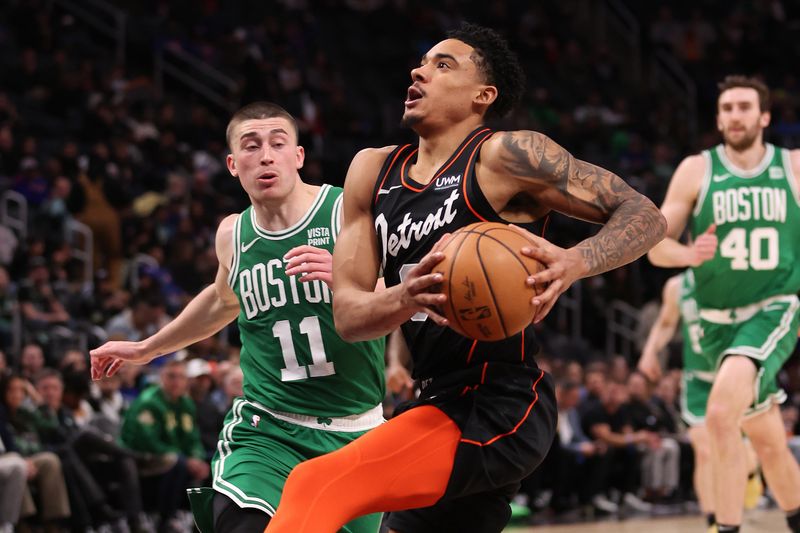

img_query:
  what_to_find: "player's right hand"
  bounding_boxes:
[689,224,717,266]
[397,233,452,325]
[637,353,662,383]
[398,251,449,325]
[90,341,153,380]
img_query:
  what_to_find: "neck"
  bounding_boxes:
[723,139,767,171]
[412,119,484,185]
[251,181,318,231]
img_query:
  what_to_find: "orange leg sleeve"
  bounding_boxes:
[265,405,461,533]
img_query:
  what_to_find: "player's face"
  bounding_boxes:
[402,39,495,129]
[717,87,770,151]
[227,117,305,203]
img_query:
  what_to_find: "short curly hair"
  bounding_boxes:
[447,22,525,119]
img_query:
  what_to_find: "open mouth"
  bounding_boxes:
[257,172,278,184]
[405,85,424,106]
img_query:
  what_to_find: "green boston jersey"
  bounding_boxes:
[228,184,385,417]
[691,143,800,308]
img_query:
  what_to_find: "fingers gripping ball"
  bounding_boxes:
[433,222,545,341]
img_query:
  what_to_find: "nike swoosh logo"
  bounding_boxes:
[712,173,732,182]
[377,185,403,196]
[241,238,259,253]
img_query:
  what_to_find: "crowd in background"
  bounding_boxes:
[2,0,800,531]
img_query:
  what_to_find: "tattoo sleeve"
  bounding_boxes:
[499,131,666,276]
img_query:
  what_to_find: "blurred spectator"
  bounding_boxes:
[0,414,28,533]
[18,343,45,383]
[18,257,70,348]
[73,160,125,289]
[36,369,148,532]
[0,266,16,353]
[105,292,169,342]
[582,380,653,513]
[0,373,71,531]
[186,358,221,459]
[627,372,681,502]
[121,360,209,530]
[523,379,615,515]
[91,372,127,430]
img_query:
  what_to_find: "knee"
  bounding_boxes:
[285,457,324,491]
[36,452,63,475]
[705,401,740,437]
[749,436,783,463]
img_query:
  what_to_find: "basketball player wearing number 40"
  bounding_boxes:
[90,102,388,533]
[647,75,800,533]
[265,22,665,533]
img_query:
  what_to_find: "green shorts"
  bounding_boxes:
[681,370,714,426]
[697,294,799,417]
[212,398,383,533]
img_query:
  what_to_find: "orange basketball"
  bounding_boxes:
[433,222,546,341]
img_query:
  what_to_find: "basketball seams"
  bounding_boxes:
[481,228,544,296]
[437,222,545,341]
[444,231,474,338]
[475,233,509,339]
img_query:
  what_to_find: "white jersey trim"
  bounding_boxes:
[715,143,774,178]
[699,293,798,325]
[781,148,800,208]
[250,184,331,240]
[331,191,343,243]
[693,150,713,217]
[227,214,242,289]
[246,400,384,432]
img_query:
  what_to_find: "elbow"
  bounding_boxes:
[652,207,668,242]
[332,301,361,343]
[658,213,668,239]
[334,320,359,343]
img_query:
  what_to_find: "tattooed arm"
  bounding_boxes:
[480,130,666,320]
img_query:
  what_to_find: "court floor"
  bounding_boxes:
[505,508,786,532]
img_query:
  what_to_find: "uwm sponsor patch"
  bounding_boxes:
[434,174,462,189]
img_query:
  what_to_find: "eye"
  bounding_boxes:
[437,61,449,69]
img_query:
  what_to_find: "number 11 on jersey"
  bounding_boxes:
[273,316,336,381]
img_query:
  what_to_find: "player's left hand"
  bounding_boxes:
[509,225,584,323]
[284,245,333,287]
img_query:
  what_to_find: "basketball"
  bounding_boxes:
[433,222,546,342]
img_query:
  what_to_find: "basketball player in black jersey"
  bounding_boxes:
[266,23,666,533]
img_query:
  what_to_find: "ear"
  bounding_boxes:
[475,85,498,107]
[760,110,771,129]
[226,153,238,177]
[716,114,723,132]
[296,145,305,170]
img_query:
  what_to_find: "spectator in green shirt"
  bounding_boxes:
[121,359,209,530]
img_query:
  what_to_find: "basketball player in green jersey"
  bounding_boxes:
[89,102,386,533]
[649,76,800,533]
[638,271,762,530]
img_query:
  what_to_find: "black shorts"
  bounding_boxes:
[387,361,557,533]
[385,482,517,533]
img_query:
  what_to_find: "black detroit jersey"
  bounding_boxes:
[372,127,544,380]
